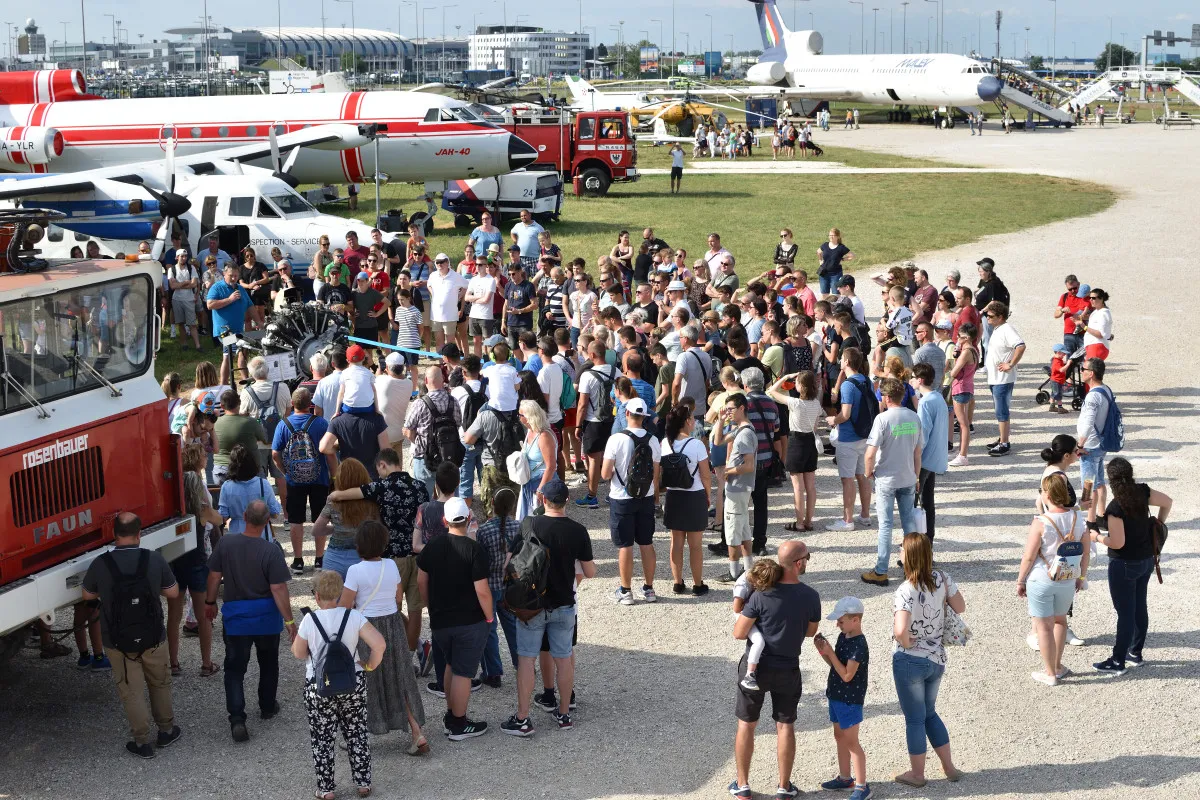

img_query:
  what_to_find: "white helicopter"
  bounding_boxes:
[0,123,406,264]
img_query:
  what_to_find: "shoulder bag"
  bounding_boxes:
[939,571,972,646]
[506,433,534,486]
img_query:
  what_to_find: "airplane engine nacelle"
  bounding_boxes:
[786,30,825,56]
[0,127,66,166]
[747,61,787,85]
[0,69,89,104]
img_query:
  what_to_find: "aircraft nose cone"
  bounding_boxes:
[977,75,1003,102]
[507,135,538,170]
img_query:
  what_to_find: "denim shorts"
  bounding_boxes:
[170,549,210,593]
[516,605,577,659]
[951,392,973,404]
[1027,579,1076,618]
[1080,448,1107,487]
[609,496,656,548]
[432,621,489,679]
[990,382,1014,422]
[828,698,864,729]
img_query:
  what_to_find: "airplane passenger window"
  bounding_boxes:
[256,198,280,218]
[423,108,440,122]
[228,197,254,217]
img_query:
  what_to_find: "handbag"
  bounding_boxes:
[912,507,928,535]
[939,571,972,646]
[507,435,533,486]
[1152,518,1169,584]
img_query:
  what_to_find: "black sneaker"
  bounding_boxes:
[693,583,710,597]
[569,690,577,710]
[707,542,726,555]
[446,717,488,741]
[552,710,574,730]
[469,678,483,692]
[261,703,281,720]
[126,741,155,759]
[230,721,250,742]
[1125,653,1144,668]
[426,682,446,698]
[500,714,534,737]
[823,443,837,456]
[752,544,770,557]
[156,726,182,748]
[988,443,1011,457]
[481,675,502,688]
[1093,658,1127,677]
[314,556,323,570]
[672,582,688,594]
[290,557,304,575]
[533,689,558,713]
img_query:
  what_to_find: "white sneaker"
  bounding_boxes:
[1030,671,1059,687]
[949,455,969,467]
[1065,628,1085,646]
[612,587,636,606]
[1026,633,1040,651]
[826,519,855,531]
[855,515,872,527]
[639,585,658,603]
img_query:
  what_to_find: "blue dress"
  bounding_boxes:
[516,431,551,521]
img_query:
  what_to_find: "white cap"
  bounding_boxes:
[385,351,405,368]
[625,398,651,417]
[443,497,470,525]
[667,280,687,293]
[827,596,865,621]
[434,252,450,263]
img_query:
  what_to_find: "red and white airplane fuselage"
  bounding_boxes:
[0,88,536,182]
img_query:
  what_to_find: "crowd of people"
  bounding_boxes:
[67,214,1175,800]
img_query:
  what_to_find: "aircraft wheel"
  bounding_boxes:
[579,168,611,197]
[408,212,432,237]
[453,213,474,229]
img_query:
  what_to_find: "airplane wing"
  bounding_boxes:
[646,86,857,101]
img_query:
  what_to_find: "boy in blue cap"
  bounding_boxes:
[814,596,871,800]
[1049,343,1070,414]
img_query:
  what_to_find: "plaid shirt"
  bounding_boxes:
[745,391,779,465]
[476,517,519,595]
[402,388,461,459]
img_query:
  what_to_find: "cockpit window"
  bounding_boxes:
[267,193,316,217]
[256,198,280,218]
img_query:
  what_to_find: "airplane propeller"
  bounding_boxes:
[146,135,192,260]
[269,124,302,188]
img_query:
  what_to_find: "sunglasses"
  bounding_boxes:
[985,312,999,318]
[793,554,811,564]
[367,259,377,263]
[1088,295,1101,300]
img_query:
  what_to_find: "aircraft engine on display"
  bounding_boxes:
[0,127,65,165]
[0,69,91,104]
[259,302,351,382]
[746,61,787,85]
[788,30,825,56]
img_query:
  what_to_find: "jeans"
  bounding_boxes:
[481,596,518,678]
[569,326,581,350]
[411,456,435,498]
[321,546,361,580]
[917,469,937,541]
[1063,332,1083,354]
[458,444,483,499]
[1050,380,1064,402]
[819,272,843,296]
[1080,449,1107,488]
[1108,556,1153,665]
[892,651,949,755]
[990,382,1014,423]
[874,483,917,575]
[752,466,770,550]
[223,632,280,724]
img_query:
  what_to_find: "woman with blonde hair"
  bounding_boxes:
[515,399,558,520]
[686,261,710,313]
[310,233,333,300]
[312,459,381,578]
[704,366,744,537]
[876,355,917,411]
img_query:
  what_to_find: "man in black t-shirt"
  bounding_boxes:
[730,539,821,799]
[416,497,492,740]
[500,479,596,737]
[318,410,389,479]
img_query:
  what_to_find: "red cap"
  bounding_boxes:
[346,344,367,363]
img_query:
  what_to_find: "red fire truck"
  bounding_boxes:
[496,109,639,197]
[0,212,196,665]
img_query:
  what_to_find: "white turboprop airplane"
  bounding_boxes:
[0,69,537,183]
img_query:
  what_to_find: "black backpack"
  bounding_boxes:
[615,430,656,498]
[486,408,525,464]
[422,395,465,469]
[100,551,162,655]
[460,382,487,431]
[248,383,283,439]
[502,516,552,621]
[635,346,659,386]
[585,365,617,422]
[847,374,880,439]
[309,610,358,698]
[659,437,699,490]
[782,340,813,377]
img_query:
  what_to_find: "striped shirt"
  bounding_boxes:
[544,281,568,328]
[745,391,780,465]
[393,304,423,350]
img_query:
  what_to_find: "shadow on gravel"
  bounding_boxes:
[943,755,1200,794]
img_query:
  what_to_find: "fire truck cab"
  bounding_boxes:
[494,109,639,198]
[0,216,195,665]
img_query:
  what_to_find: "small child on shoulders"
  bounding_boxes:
[732,561,775,692]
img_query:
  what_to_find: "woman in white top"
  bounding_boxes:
[515,400,558,521]
[767,370,822,532]
[1081,287,1112,361]
[1016,473,1090,687]
[703,367,744,535]
[292,570,385,800]
[338,521,427,754]
[568,274,597,349]
[660,402,711,596]
[892,533,966,789]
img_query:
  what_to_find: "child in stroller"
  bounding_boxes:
[1036,343,1084,412]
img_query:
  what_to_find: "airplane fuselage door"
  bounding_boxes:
[200,195,218,240]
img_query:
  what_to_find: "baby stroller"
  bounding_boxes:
[1035,345,1085,411]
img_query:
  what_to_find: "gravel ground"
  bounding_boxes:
[3,122,1198,800]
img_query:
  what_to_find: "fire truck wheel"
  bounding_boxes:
[579,167,611,197]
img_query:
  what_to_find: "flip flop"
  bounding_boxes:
[200,663,220,678]
[894,773,928,788]
[170,663,183,677]
[944,768,965,783]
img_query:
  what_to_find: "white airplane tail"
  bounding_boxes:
[564,75,596,106]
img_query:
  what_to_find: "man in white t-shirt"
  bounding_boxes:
[312,350,345,418]
[669,142,685,194]
[334,345,378,415]
[536,337,565,479]
[982,301,1025,458]
[480,340,520,412]
[600,397,661,605]
[574,340,619,508]
[464,260,499,355]
[426,253,468,351]
[376,352,414,452]
[451,355,488,501]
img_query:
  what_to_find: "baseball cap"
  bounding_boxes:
[440,342,463,359]
[1076,283,1091,299]
[325,264,343,277]
[346,344,367,363]
[1052,343,1069,354]
[625,397,651,417]
[356,271,370,281]
[484,333,506,347]
[837,275,855,289]
[508,243,521,252]
[827,596,865,621]
[196,391,218,414]
[541,477,569,505]
[434,252,450,263]
[385,351,406,368]
[934,319,954,331]
[667,280,687,292]
[976,257,995,271]
[443,497,471,525]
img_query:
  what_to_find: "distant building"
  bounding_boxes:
[468,26,588,76]
[411,38,470,81]
[18,19,47,57]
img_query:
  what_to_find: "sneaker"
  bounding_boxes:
[91,655,112,672]
[156,726,183,748]
[469,678,483,693]
[739,672,761,691]
[1031,671,1059,686]
[988,443,1011,457]
[1065,627,1085,646]
[826,519,855,531]
[1026,632,1040,651]
[291,557,304,575]
[552,710,574,729]
[949,454,969,467]
[314,556,323,570]
[716,570,741,583]
[445,718,488,741]
[860,571,889,587]
[481,675,502,688]
[672,582,688,595]
[575,494,599,509]
[613,587,635,605]
[182,623,199,638]
[707,542,727,555]
[261,703,281,720]
[416,638,433,676]
[126,741,155,759]
[569,690,577,710]
[821,776,856,791]
[1092,659,1126,677]
[752,544,770,557]
[727,780,753,799]
[230,721,250,743]
[1125,653,1144,668]
[533,690,558,713]
[500,714,534,738]
[848,785,873,800]
[776,783,801,799]
[692,584,710,597]
[76,654,93,670]
[639,585,658,603]
[854,515,872,527]
[426,682,446,698]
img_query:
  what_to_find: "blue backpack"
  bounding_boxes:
[1095,386,1124,453]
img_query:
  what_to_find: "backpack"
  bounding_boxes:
[614,430,656,499]
[1039,512,1084,582]
[100,551,162,655]
[248,383,283,439]
[585,365,617,422]
[309,610,358,698]
[1094,386,1124,453]
[460,382,487,431]
[847,374,880,439]
[486,408,525,465]
[502,516,552,621]
[422,395,466,469]
[636,346,659,386]
[281,415,321,485]
[659,437,699,490]
[782,340,813,379]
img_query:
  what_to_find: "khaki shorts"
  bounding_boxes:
[394,555,422,616]
[431,320,457,337]
[724,490,752,544]
[172,294,198,328]
[835,438,869,479]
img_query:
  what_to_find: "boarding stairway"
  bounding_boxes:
[996,84,1076,126]
[1062,67,1200,110]
[990,59,1072,103]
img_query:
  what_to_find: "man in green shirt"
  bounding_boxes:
[213,390,269,484]
[651,343,674,423]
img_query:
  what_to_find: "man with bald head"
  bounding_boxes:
[730,539,822,800]
[205,500,296,743]
[403,366,462,496]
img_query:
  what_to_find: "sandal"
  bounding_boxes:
[407,735,430,756]
[357,788,372,798]
[39,642,71,659]
[200,663,220,678]
[894,772,927,788]
[784,521,802,532]
[170,663,183,677]
[315,792,335,800]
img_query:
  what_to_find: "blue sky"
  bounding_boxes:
[18,0,1200,59]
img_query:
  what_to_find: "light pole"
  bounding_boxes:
[610,25,621,78]
[871,8,878,54]
[923,0,937,53]
[422,7,434,78]
[1047,0,1056,82]
[926,17,931,53]
[901,2,908,53]
[1025,26,1030,60]
[402,1,418,81]
[335,0,355,73]
[442,5,458,82]
[651,18,662,78]
[849,1,863,54]
[704,13,712,59]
